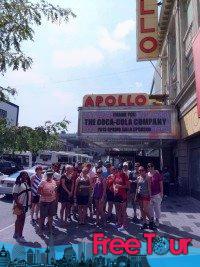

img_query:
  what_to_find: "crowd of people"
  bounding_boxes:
[12,160,164,243]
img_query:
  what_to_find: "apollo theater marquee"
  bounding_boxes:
[78,93,179,149]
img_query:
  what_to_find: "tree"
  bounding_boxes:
[0,118,70,156]
[0,0,76,100]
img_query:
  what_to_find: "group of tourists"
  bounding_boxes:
[12,160,164,243]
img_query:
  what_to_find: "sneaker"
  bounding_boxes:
[73,214,78,221]
[49,230,56,236]
[13,233,19,239]
[107,216,112,223]
[149,221,157,231]
[31,219,36,225]
[132,216,139,223]
[37,229,44,236]
[115,224,122,229]
[118,226,125,231]
[17,237,26,243]
[140,223,148,230]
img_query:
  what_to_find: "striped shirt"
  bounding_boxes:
[31,174,42,196]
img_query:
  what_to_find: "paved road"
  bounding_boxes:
[1,195,200,248]
[0,195,15,230]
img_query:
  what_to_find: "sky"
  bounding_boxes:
[1,0,155,133]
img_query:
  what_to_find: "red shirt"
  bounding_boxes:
[113,172,128,199]
[107,175,114,192]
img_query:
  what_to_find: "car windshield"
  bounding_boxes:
[9,172,21,179]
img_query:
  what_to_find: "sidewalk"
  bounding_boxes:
[157,196,200,247]
[0,196,200,248]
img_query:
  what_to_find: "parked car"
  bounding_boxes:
[0,160,18,175]
[0,166,49,196]
[0,172,6,182]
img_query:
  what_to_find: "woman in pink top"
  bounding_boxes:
[38,170,57,235]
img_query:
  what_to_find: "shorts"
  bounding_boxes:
[137,194,150,202]
[59,194,74,205]
[40,201,57,218]
[129,184,137,194]
[32,195,40,204]
[114,195,127,203]
[127,192,134,202]
[76,195,89,206]
[106,190,115,202]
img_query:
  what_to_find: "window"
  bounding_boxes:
[40,154,51,161]
[186,49,194,77]
[186,0,193,28]
[58,155,69,163]
[183,0,195,81]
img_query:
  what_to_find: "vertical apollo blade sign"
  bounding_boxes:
[136,0,159,61]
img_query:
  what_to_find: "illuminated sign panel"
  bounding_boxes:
[136,0,159,61]
[78,106,179,140]
[83,93,149,107]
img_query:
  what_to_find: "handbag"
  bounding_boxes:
[13,204,22,216]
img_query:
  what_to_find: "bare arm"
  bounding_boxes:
[30,175,35,186]
[13,193,22,207]
[102,179,107,200]
[37,182,44,195]
[160,181,163,197]
[147,176,152,197]
[70,179,75,196]
[74,179,79,198]
[134,178,139,201]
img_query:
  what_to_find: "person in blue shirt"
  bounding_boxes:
[102,161,112,179]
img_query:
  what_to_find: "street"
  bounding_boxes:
[1,195,200,248]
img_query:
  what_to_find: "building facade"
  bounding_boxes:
[152,0,200,199]
[0,100,19,126]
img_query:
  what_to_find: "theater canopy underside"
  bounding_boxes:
[78,136,176,151]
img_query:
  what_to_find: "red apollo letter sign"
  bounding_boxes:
[136,0,159,61]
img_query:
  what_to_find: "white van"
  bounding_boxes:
[35,151,93,166]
